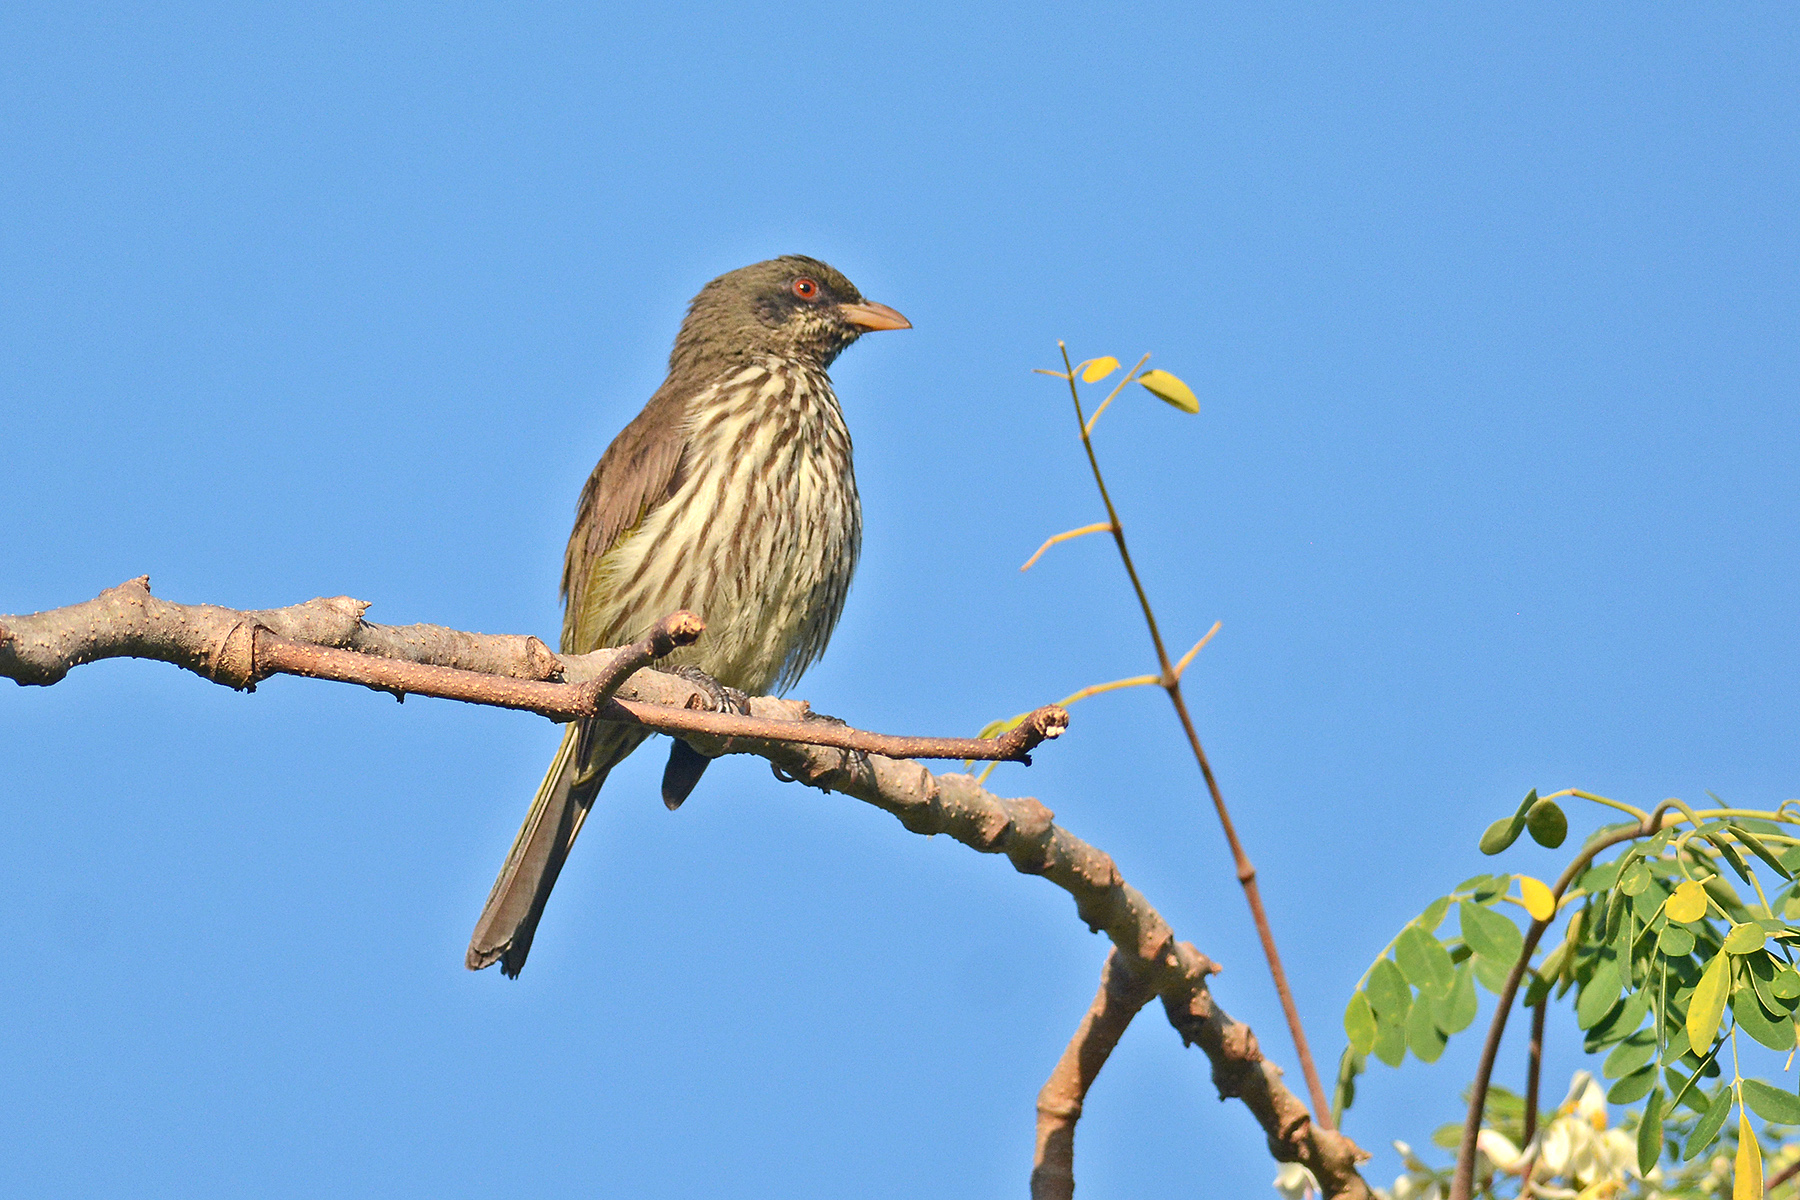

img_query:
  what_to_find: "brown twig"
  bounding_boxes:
[1053,344,1333,1128]
[1522,996,1547,1147]
[1031,949,1158,1200]
[1,580,1066,763]
[1767,1157,1800,1195]
[599,696,1066,763]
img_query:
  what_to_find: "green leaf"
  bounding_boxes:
[1780,844,1800,876]
[1668,1057,1713,1112]
[1688,950,1731,1051]
[1580,858,1625,895]
[1577,959,1624,1029]
[1405,995,1447,1062]
[1607,1065,1658,1105]
[1372,1011,1406,1067]
[1723,922,1766,955]
[1773,967,1800,1000]
[1747,951,1794,1018]
[1436,963,1478,1034]
[1684,1087,1733,1161]
[1620,859,1652,897]
[1526,798,1568,848]
[1662,1025,1692,1067]
[1366,958,1411,1020]
[1729,824,1793,880]
[1633,879,1670,923]
[1733,988,1796,1051]
[1704,873,1745,914]
[1136,369,1199,413]
[1479,815,1524,856]
[1344,992,1377,1056]
[1604,1035,1657,1080]
[1637,1087,1665,1177]
[1704,833,1754,885]
[1587,987,1651,1050]
[1395,926,1455,991]
[1332,1046,1364,1117]
[1742,1078,1800,1125]
[1522,967,1552,1009]
[1416,895,1451,933]
[1659,924,1697,958]
[1460,900,1525,963]
[1470,952,1512,995]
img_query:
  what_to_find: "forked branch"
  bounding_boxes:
[1032,949,1159,1200]
[2,579,1370,1197]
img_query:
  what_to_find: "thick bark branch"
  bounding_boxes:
[0,580,1369,1197]
[0,579,1065,762]
[687,702,1370,1196]
[1032,949,1158,1200]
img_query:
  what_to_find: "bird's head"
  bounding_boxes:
[671,255,911,374]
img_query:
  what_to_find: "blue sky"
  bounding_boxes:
[2,4,1796,1197]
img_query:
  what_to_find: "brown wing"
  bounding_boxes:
[560,380,693,654]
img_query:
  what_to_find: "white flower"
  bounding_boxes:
[1477,1129,1523,1172]
[1527,1071,1639,1193]
[1273,1161,1319,1200]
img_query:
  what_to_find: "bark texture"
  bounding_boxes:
[1,579,1370,1198]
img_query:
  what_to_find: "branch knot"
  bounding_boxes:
[208,620,262,690]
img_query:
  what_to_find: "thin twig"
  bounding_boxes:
[1054,342,1334,1128]
[1173,622,1222,678]
[1021,523,1115,572]
[1031,950,1158,1200]
[1522,996,1547,1146]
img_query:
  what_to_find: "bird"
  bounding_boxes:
[466,255,910,977]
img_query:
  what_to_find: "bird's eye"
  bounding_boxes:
[792,278,820,300]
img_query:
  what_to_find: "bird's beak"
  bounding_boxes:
[838,301,912,331]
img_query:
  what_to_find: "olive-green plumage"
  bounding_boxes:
[467,256,910,977]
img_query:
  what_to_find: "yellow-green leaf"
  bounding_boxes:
[1344,992,1377,1056]
[1735,1109,1762,1200]
[1079,356,1119,383]
[1138,369,1199,413]
[1688,949,1731,1052]
[1723,922,1766,955]
[1517,875,1555,922]
[1668,879,1709,923]
[974,712,1029,740]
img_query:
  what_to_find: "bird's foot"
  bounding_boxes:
[665,665,751,717]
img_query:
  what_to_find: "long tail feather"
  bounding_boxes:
[466,721,641,976]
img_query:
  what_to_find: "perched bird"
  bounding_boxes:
[467,256,910,977]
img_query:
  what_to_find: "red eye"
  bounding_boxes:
[792,277,819,300]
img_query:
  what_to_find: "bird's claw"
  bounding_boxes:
[666,665,750,716]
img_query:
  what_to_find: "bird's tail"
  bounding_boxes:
[466,720,644,977]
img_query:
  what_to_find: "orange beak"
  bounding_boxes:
[838,300,912,331]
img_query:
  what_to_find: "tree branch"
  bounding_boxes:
[1032,949,1158,1200]
[1,579,1370,1197]
[0,579,1065,763]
